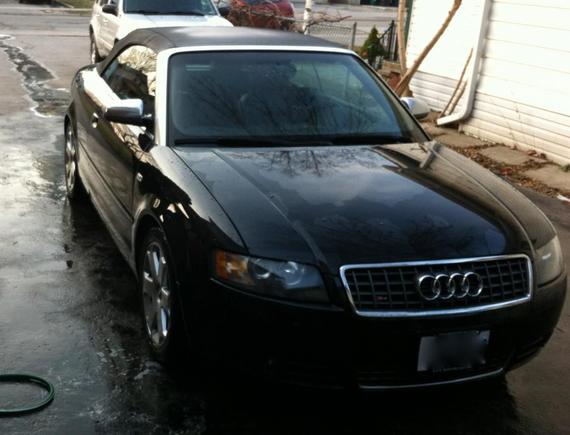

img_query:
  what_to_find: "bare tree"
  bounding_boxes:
[227,1,295,30]
[395,0,463,96]
[225,0,347,32]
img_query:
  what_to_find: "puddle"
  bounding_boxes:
[0,34,69,117]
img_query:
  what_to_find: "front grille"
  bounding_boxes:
[341,255,532,315]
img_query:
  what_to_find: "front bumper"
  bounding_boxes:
[192,272,567,390]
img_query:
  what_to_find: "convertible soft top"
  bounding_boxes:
[97,26,343,73]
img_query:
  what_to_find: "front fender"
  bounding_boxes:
[131,194,195,288]
[131,145,247,341]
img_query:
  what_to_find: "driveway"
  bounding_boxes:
[0,2,568,434]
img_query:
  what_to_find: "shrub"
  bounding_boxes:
[358,26,386,68]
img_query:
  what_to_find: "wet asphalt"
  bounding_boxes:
[0,2,569,434]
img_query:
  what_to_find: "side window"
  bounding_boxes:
[101,45,157,117]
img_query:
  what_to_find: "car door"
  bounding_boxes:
[74,66,113,199]
[100,0,121,54]
[95,45,157,249]
[91,0,105,44]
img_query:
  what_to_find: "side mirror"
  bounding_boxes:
[102,4,118,16]
[104,99,152,127]
[218,6,230,17]
[401,97,430,120]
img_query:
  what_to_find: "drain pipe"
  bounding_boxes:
[437,0,492,126]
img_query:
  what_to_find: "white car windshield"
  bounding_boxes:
[124,0,217,16]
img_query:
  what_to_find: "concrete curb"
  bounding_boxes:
[50,0,70,8]
[51,0,90,12]
[49,2,91,16]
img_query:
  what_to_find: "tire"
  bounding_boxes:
[90,33,102,64]
[64,124,86,201]
[138,227,187,365]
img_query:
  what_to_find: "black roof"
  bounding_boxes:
[98,27,343,71]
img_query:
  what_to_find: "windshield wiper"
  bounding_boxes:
[127,9,162,14]
[328,134,415,145]
[174,137,332,147]
[175,135,415,147]
[162,10,206,16]
[126,9,206,15]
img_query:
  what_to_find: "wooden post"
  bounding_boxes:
[350,22,357,50]
[395,0,463,96]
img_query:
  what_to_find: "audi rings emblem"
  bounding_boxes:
[417,272,484,301]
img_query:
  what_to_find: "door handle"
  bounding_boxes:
[91,113,99,128]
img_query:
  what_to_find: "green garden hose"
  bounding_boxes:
[0,374,55,417]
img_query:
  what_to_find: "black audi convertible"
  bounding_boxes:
[64,27,566,389]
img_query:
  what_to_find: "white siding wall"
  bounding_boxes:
[406,0,485,111]
[462,0,570,165]
[407,0,570,165]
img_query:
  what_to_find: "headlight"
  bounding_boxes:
[214,250,329,303]
[536,237,564,285]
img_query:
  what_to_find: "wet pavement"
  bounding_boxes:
[0,2,569,434]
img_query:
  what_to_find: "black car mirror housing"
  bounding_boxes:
[218,6,230,17]
[102,4,118,16]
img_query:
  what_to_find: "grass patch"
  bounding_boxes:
[59,0,94,8]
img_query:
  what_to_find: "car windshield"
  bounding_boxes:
[124,0,217,15]
[168,51,427,146]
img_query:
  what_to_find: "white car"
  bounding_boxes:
[89,0,233,63]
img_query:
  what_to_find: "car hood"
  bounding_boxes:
[173,142,552,273]
[119,14,232,37]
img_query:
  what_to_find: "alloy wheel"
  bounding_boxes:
[64,127,76,194]
[90,37,98,64]
[142,242,172,348]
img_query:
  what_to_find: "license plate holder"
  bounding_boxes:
[418,330,490,373]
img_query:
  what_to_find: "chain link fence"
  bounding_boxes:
[303,19,399,67]
[305,21,357,50]
[287,18,397,57]
[222,5,397,54]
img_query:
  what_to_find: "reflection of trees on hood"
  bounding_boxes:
[314,214,409,249]
[311,213,481,260]
[407,215,477,256]
[225,148,391,178]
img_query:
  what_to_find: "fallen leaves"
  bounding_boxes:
[445,143,570,203]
